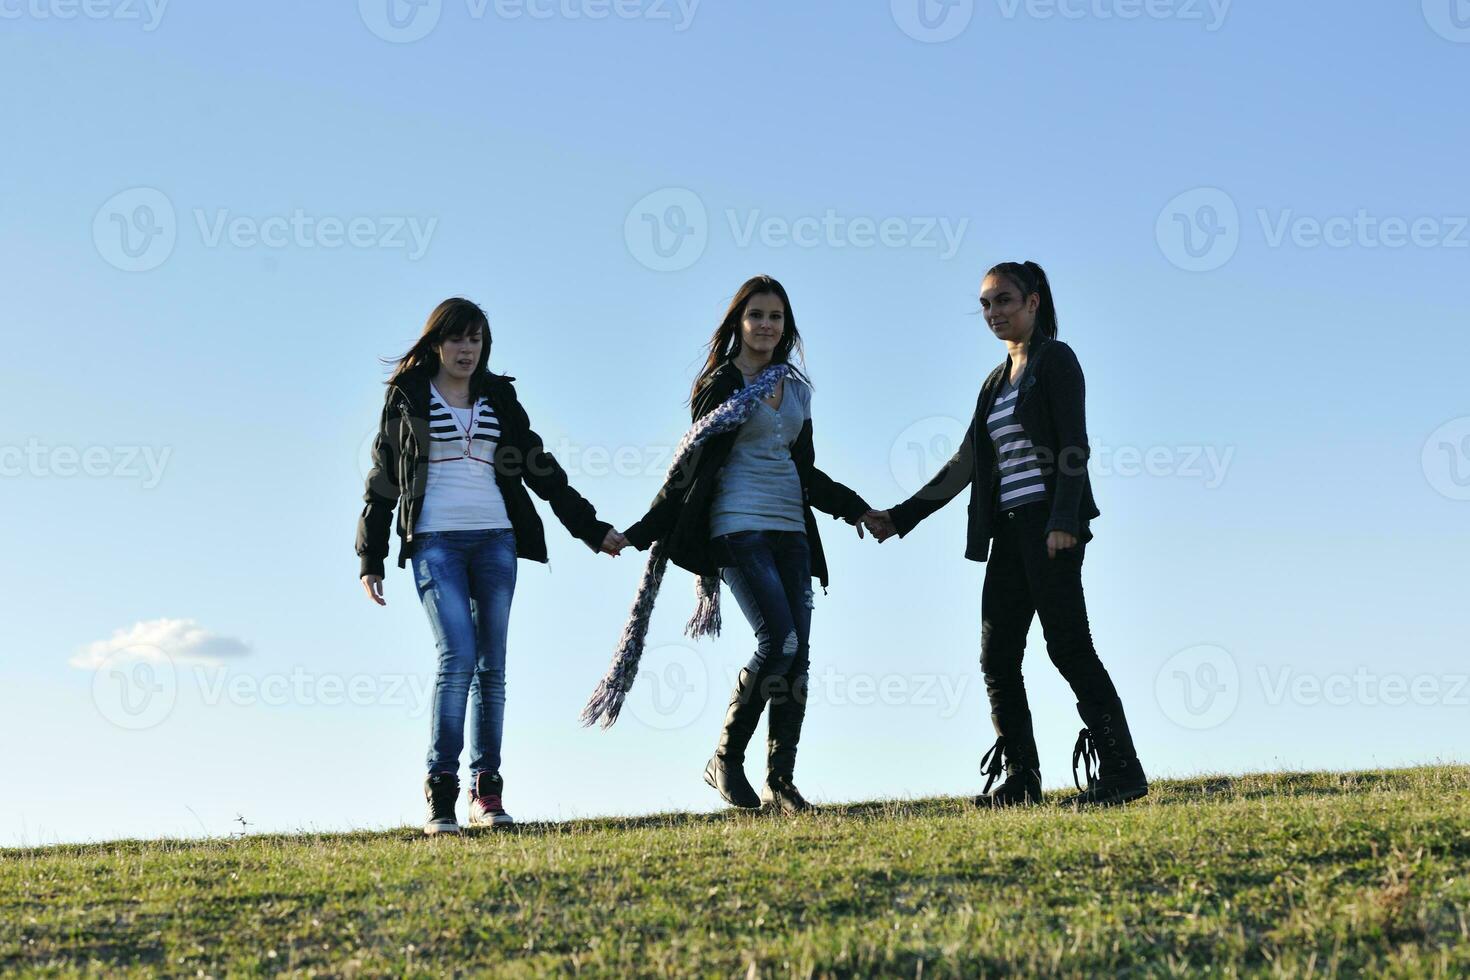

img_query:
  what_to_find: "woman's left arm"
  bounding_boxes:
[502,384,613,552]
[1042,342,1090,539]
[791,417,870,524]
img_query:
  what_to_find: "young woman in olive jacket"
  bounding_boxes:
[357,297,625,834]
[865,262,1148,808]
[621,276,870,813]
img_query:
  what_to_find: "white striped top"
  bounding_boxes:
[986,377,1049,510]
[415,384,513,533]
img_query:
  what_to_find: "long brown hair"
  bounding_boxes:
[689,275,810,404]
[384,298,493,397]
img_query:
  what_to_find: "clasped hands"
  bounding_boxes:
[859,510,1078,557]
[602,514,1078,557]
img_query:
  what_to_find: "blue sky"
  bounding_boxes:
[3,1,1467,846]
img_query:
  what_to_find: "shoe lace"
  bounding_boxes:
[979,736,1008,795]
[1072,728,1098,791]
[429,777,458,817]
[481,793,504,813]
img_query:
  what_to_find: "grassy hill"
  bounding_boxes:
[4,767,1468,977]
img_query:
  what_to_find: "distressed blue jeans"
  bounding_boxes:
[410,528,517,777]
[716,529,814,683]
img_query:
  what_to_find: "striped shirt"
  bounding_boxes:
[986,374,1049,510]
[415,384,513,533]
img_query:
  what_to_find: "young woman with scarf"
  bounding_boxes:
[356,297,626,835]
[595,275,870,813]
[864,262,1149,809]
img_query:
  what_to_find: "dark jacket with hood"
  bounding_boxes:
[888,335,1099,561]
[622,362,869,589]
[356,367,611,578]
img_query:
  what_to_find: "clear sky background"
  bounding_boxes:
[3,1,1467,847]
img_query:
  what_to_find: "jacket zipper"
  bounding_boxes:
[397,400,418,542]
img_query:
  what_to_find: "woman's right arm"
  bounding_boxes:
[356,398,400,586]
[886,413,977,538]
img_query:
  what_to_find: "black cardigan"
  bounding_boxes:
[623,362,869,588]
[356,367,612,578]
[888,336,1100,561]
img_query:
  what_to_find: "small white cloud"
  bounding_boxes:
[71,618,251,670]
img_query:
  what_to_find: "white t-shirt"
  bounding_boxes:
[415,383,514,533]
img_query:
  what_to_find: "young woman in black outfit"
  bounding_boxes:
[620,276,870,813]
[864,262,1148,808]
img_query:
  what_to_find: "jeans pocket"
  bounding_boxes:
[714,530,758,567]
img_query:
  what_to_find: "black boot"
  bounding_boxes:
[703,667,767,809]
[1071,698,1149,807]
[973,736,1042,809]
[974,708,1042,808]
[762,671,813,813]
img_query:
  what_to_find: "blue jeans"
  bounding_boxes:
[410,528,517,777]
[716,530,813,681]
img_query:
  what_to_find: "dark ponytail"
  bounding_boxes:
[986,260,1058,341]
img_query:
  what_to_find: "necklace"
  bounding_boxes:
[433,382,476,458]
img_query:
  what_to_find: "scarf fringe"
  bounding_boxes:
[683,575,722,639]
[580,365,787,729]
[579,539,670,729]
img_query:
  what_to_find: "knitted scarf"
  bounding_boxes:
[580,363,789,729]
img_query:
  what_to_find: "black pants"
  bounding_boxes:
[980,502,1119,763]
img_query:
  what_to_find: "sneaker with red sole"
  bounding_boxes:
[467,772,514,828]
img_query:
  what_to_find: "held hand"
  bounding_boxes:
[600,529,630,556]
[1046,530,1077,559]
[862,509,898,543]
[360,574,386,606]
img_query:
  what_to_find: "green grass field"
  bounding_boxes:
[4,766,1468,977]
